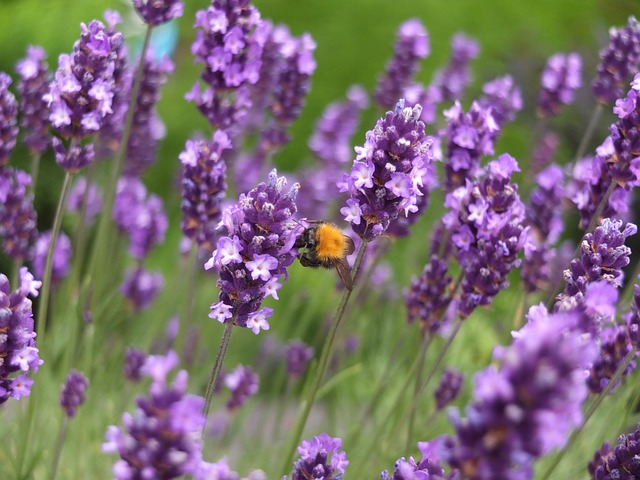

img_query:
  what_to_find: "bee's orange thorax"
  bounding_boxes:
[315,223,348,261]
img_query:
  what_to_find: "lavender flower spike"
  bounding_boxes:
[381,440,447,480]
[224,364,259,410]
[374,19,430,109]
[537,52,582,117]
[133,0,184,26]
[431,33,479,102]
[0,167,38,262]
[120,266,164,312]
[339,99,433,241]
[284,433,348,480]
[60,369,88,418]
[589,422,640,479]
[33,230,72,287]
[0,72,19,165]
[0,267,42,403]
[206,169,302,333]
[434,368,464,411]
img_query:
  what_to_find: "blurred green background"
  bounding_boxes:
[1,0,640,478]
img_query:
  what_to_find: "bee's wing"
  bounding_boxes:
[343,235,355,256]
[332,257,353,291]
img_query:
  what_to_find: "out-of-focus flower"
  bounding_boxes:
[478,75,523,127]
[32,230,72,286]
[430,33,479,102]
[60,369,88,418]
[434,368,464,411]
[133,0,184,26]
[285,340,314,378]
[0,167,38,261]
[224,364,258,411]
[0,72,18,165]
[66,176,103,224]
[537,52,582,117]
[120,266,164,311]
[284,433,348,480]
[124,347,147,382]
[381,441,447,480]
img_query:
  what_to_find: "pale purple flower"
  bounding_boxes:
[0,72,19,165]
[478,75,523,127]
[66,176,103,224]
[60,369,88,418]
[537,52,582,117]
[120,266,164,311]
[124,347,147,382]
[381,441,447,480]
[430,33,479,102]
[224,364,259,410]
[285,340,314,378]
[133,0,184,26]
[32,230,72,286]
[285,433,348,480]
[0,167,38,261]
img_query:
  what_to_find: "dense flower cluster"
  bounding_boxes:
[0,73,18,165]
[0,167,38,261]
[381,441,446,480]
[431,33,479,102]
[374,18,430,109]
[133,0,184,26]
[442,101,499,191]
[120,266,164,312]
[443,299,600,479]
[443,154,527,317]
[206,170,302,333]
[224,364,259,410]
[339,100,432,241]
[32,230,72,286]
[0,268,42,403]
[15,45,50,155]
[537,52,582,117]
[592,16,640,104]
[478,75,523,127]
[284,433,348,480]
[589,422,640,479]
[60,369,88,418]
[180,130,229,250]
[103,351,208,479]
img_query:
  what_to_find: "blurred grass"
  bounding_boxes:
[0,0,639,478]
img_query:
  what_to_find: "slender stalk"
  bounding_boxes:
[178,243,199,352]
[572,103,603,166]
[280,239,368,475]
[405,332,431,452]
[202,321,234,431]
[37,170,74,339]
[88,25,153,303]
[29,153,41,196]
[538,347,637,480]
[49,417,69,480]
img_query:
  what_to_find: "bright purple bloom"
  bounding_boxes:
[0,268,42,404]
[381,441,447,480]
[430,33,479,102]
[592,16,640,104]
[120,266,164,311]
[114,176,168,259]
[405,255,453,336]
[443,154,527,318]
[133,0,184,26]
[206,170,302,333]
[0,73,19,165]
[0,167,38,261]
[339,100,433,241]
[60,369,88,418]
[124,347,147,382]
[180,130,229,250]
[187,0,268,130]
[285,433,348,480]
[224,364,258,411]
[285,340,314,378]
[32,230,72,286]
[589,422,640,479]
[374,19,430,109]
[443,301,598,479]
[66,176,103,224]
[15,46,50,155]
[102,350,208,478]
[478,75,523,127]
[434,368,464,411]
[537,52,582,117]
[442,101,499,191]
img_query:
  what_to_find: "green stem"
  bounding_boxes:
[49,417,69,480]
[202,321,234,432]
[29,152,41,196]
[405,332,431,453]
[178,243,199,352]
[88,25,153,304]
[538,347,637,480]
[280,239,368,476]
[37,170,74,339]
[572,103,603,166]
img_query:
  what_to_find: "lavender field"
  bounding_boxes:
[0,0,639,479]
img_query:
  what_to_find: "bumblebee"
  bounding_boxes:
[295,221,356,291]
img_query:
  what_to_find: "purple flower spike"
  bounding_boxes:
[0,268,42,404]
[286,433,348,480]
[537,52,582,117]
[120,266,164,312]
[224,364,259,411]
[374,19,430,109]
[0,72,19,165]
[180,130,229,250]
[103,350,208,479]
[60,369,88,418]
[443,302,598,479]
[124,347,147,382]
[66,176,103,224]
[592,16,640,104]
[285,340,314,378]
[434,368,464,411]
[431,33,479,102]
[589,422,640,479]
[442,101,499,191]
[33,230,72,287]
[443,154,527,318]
[133,0,184,26]
[339,99,433,241]
[0,167,38,261]
[15,46,51,155]
[381,440,447,480]
[478,75,523,127]
[206,169,302,333]
[44,19,121,142]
